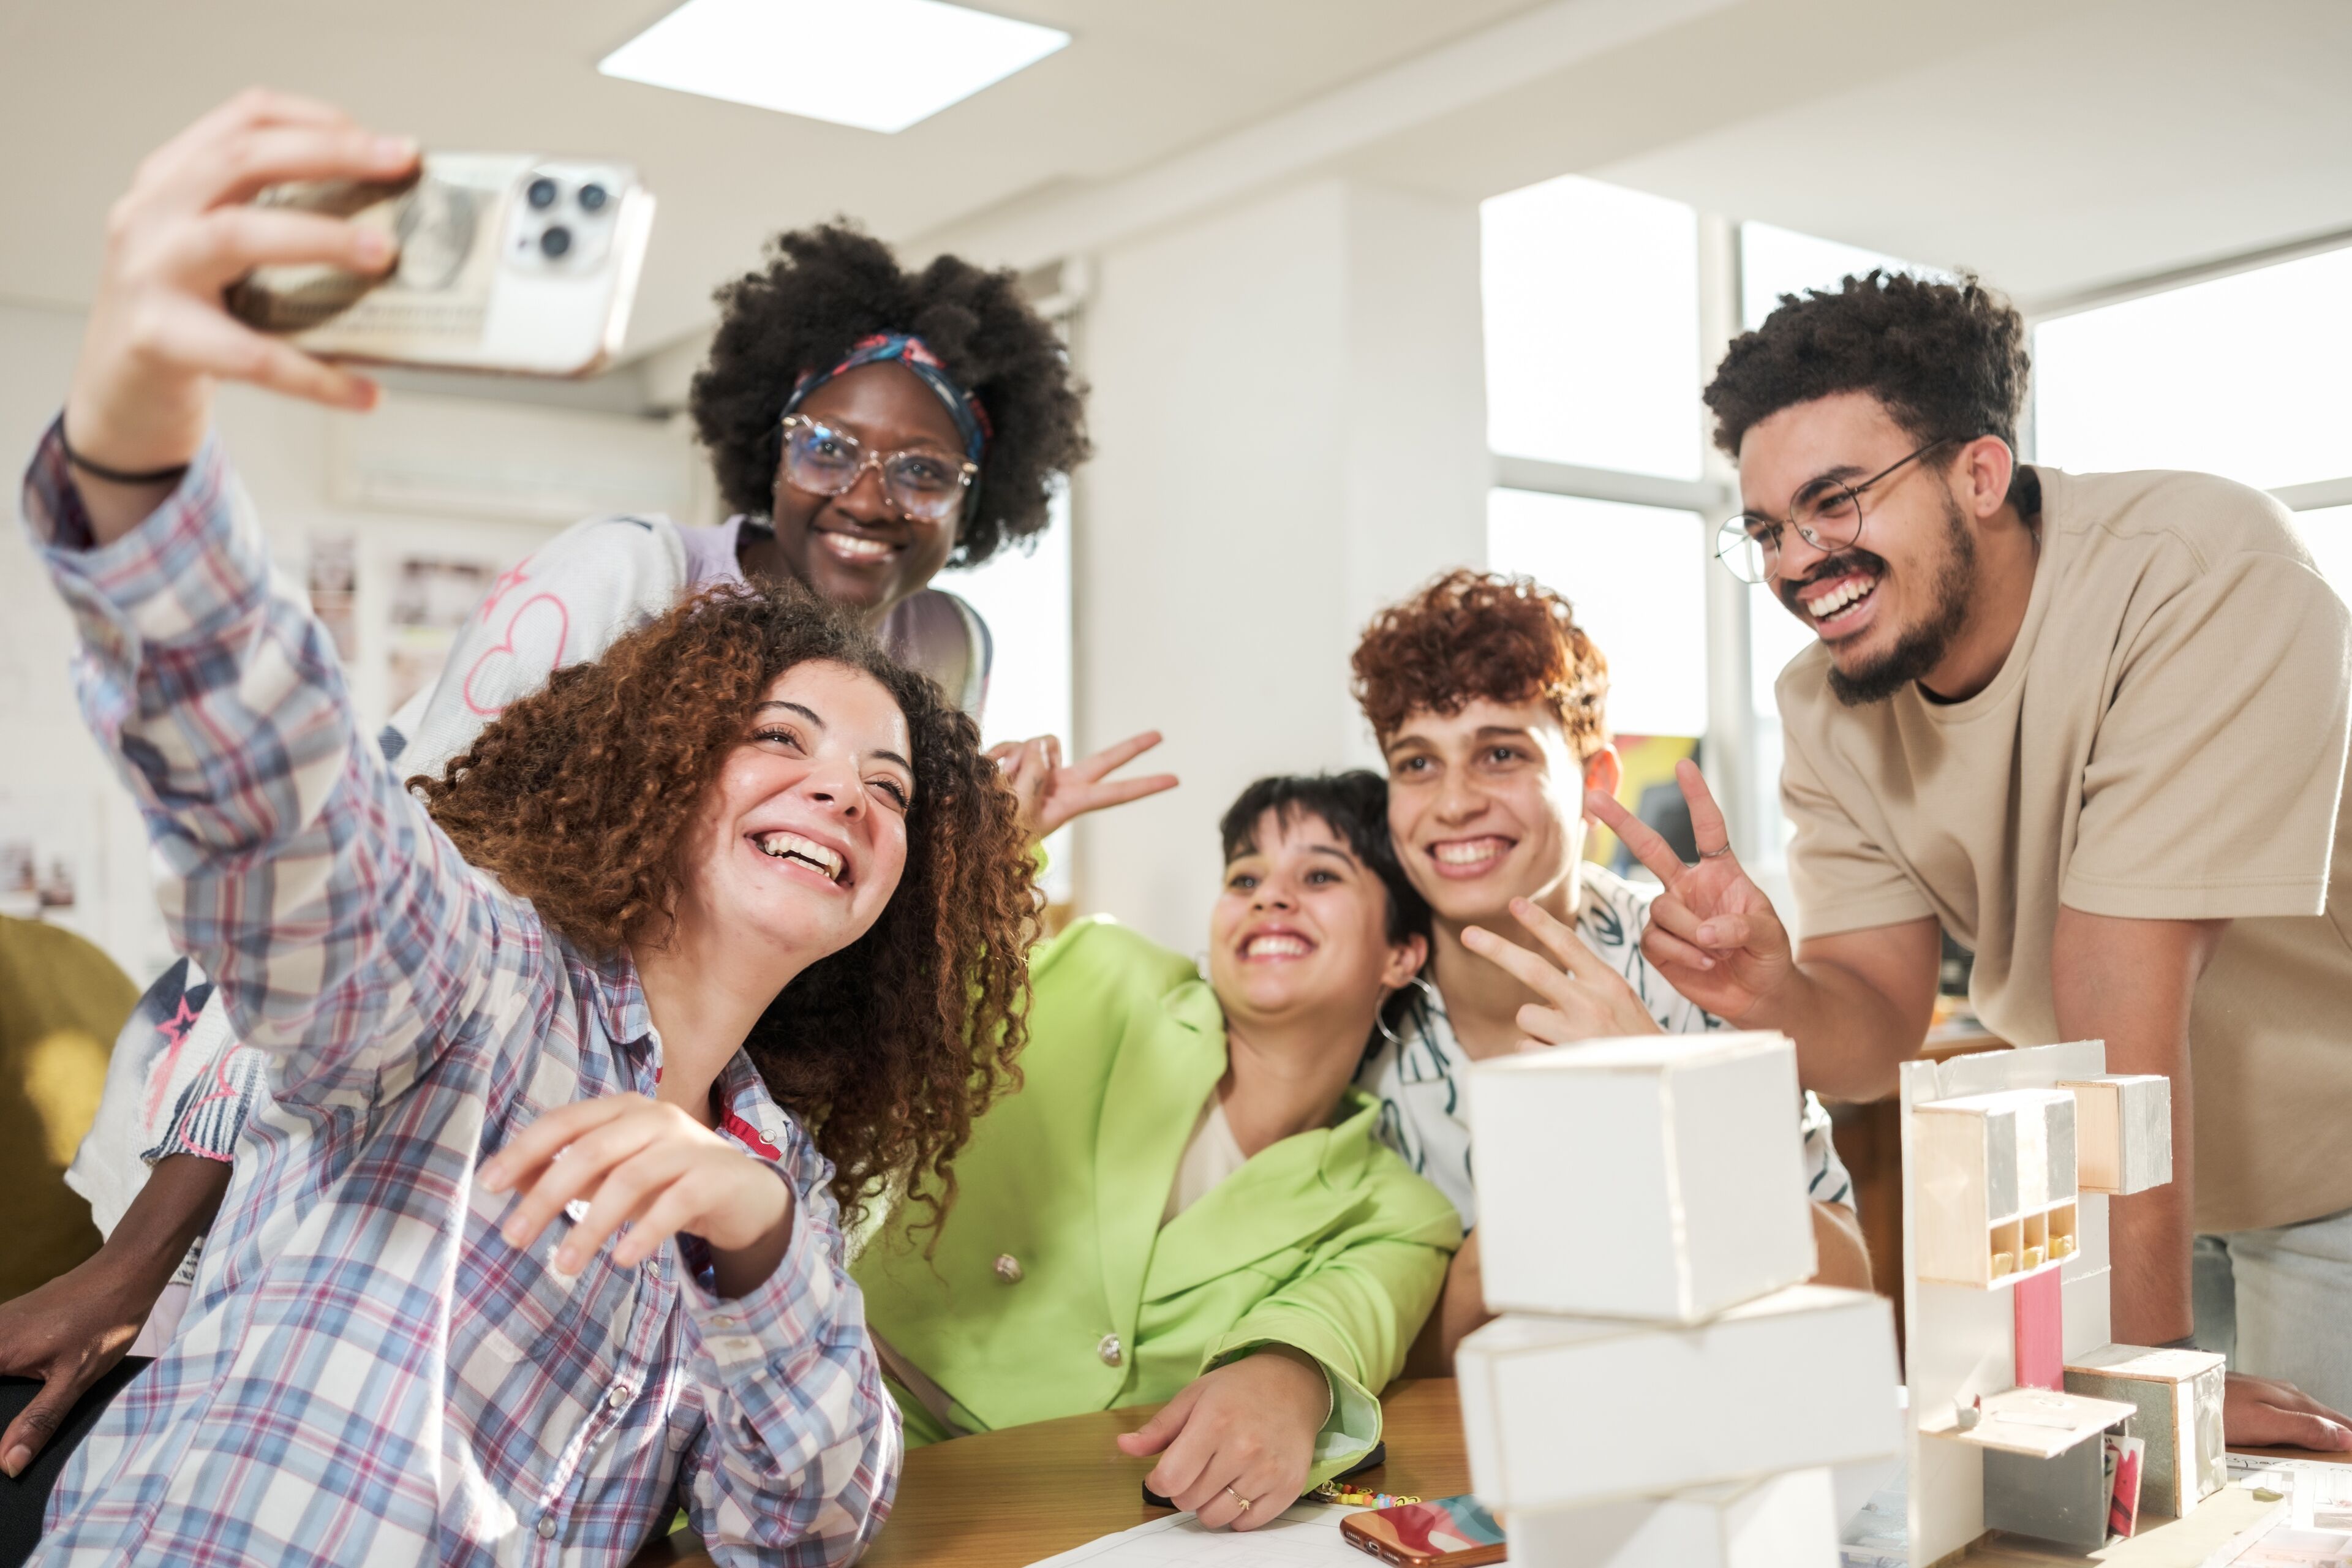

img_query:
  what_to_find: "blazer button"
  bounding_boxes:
[993,1254,1023,1284]
[1097,1333,1123,1368]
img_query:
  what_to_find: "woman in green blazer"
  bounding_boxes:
[854,771,1462,1531]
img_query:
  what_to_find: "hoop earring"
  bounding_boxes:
[1374,974,1442,1048]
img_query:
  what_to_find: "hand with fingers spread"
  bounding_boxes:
[1460,895,1659,1046]
[987,729,1178,845]
[2225,1371,2352,1452]
[64,88,415,544]
[479,1093,796,1299]
[1114,1346,1328,1531]
[1585,759,1796,1025]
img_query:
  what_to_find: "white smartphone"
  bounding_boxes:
[226,153,655,379]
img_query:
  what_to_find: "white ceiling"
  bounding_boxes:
[0,0,1543,351]
[3,0,2346,365]
[1584,0,2352,309]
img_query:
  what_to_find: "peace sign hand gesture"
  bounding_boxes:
[1585,760,1796,1025]
[1461,896,1662,1046]
[987,730,1179,845]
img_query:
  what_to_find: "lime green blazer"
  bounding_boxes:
[852,916,1461,1481]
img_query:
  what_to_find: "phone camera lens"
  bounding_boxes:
[527,177,560,210]
[540,226,573,259]
[578,183,608,213]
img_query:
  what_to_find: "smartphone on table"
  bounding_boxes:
[226,153,654,378]
[1341,1493,1507,1567]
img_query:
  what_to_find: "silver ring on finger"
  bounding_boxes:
[1700,844,1735,859]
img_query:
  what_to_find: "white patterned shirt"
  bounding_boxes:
[1354,863,1854,1230]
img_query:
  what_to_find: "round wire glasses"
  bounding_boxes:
[779,414,978,525]
[1715,436,1962,584]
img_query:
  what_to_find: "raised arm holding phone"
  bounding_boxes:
[10,91,1054,1566]
[0,92,1140,1498]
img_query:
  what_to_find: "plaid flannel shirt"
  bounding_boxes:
[24,421,899,1567]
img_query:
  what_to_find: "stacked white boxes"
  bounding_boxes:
[1456,1033,1901,1567]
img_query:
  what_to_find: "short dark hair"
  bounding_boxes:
[1703,270,2031,462]
[689,223,1091,569]
[1218,771,1431,949]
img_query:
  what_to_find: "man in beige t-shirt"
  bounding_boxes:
[1590,270,2352,1450]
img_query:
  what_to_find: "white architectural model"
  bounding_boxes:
[1899,1041,2221,1560]
[1457,1033,1902,1566]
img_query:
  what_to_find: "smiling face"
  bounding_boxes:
[769,362,965,615]
[1383,698,1614,928]
[669,658,914,968]
[1739,391,1981,704]
[1208,808,1423,1038]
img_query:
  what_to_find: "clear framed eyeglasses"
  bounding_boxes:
[778,414,978,525]
[1716,435,1966,584]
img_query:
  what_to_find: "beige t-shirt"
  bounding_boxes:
[1778,466,2352,1235]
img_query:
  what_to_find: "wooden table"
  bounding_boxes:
[638,1378,2342,1567]
[638,1378,1465,1567]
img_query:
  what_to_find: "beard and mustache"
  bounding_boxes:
[1778,488,1980,707]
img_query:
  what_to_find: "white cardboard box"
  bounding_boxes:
[1509,1468,1838,1568]
[1912,1088,2080,1288]
[1467,1032,1815,1322]
[1457,1286,1900,1510]
[2058,1075,2171,1195]
[2064,1344,2226,1517]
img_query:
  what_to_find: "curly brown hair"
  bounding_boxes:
[1704,269,2032,464]
[415,579,1036,1232]
[1351,569,1609,758]
[690,223,1091,568]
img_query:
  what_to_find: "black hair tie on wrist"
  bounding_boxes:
[59,418,190,488]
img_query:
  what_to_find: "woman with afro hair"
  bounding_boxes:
[393,219,1098,773]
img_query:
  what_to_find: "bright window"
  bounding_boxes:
[2034,246,2352,489]
[1486,489,1709,741]
[2295,505,2352,595]
[1739,222,1921,336]
[1482,175,1700,481]
[936,486,1074,900]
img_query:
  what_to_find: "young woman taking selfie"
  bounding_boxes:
[7,92,1035,1567]
[0,118,1166,1508]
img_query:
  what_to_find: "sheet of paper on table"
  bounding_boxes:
[2207,1525,2352,1566]
[1025,1504,1359,1567]
[2226,1456,2352,1532]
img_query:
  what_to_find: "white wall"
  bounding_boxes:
[1068,179,1488,950]
[0,297,699,982]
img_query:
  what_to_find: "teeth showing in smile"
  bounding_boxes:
[1803,576,1877,620]
[1244,934,1312,959]
[755,831,845,883]
[1433,839,1507,867]
[823,532,893,562]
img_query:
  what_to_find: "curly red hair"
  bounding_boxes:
[1351,568,1609,757]
[415,579,1035,1233]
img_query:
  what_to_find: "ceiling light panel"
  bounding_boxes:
[599,0,1069,134]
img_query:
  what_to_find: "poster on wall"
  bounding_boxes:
[0,792,100,948]
[307,535,360,663]
[388,555,495,713]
